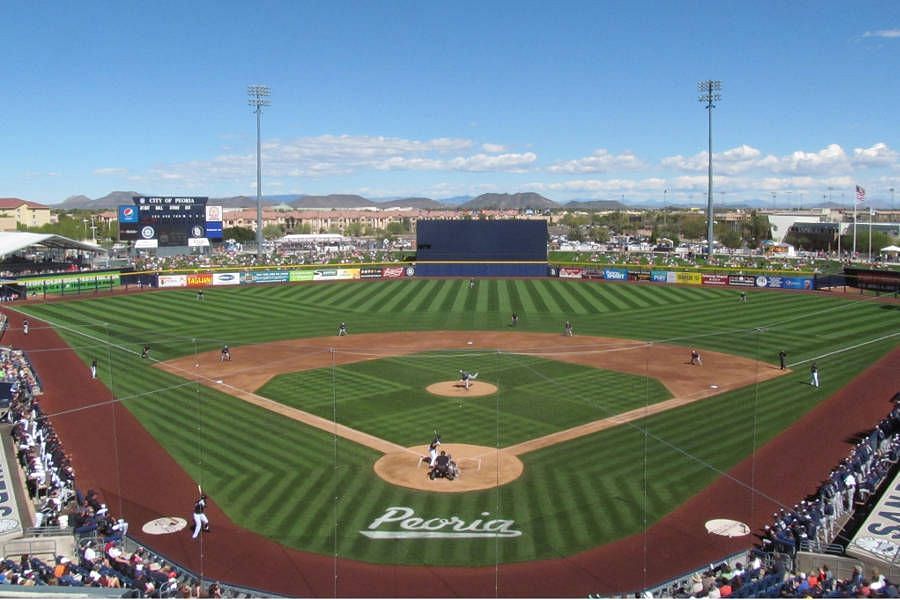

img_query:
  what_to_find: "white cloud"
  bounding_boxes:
[548,149,643,174]
[863,29,900,38]
[774,143,849,174]
[482,143,506,153]
[662,144,778,175]
[93,167,128,176]
[852,142,899,168]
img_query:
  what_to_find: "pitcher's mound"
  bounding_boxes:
[374,443,524,493]
[426,380,498,397]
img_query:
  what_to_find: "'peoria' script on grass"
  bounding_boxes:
[360,506,522,539]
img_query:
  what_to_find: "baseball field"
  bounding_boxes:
[11,277,900,596]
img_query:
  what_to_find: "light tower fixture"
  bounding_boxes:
[698,80,722,258]
[248,84,271,256]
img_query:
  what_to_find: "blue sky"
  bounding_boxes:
[2,0,898,206]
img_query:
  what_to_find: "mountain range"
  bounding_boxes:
[53,191,892,211]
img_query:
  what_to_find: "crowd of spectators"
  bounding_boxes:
[1,346,41,396]
[642,399,900,599]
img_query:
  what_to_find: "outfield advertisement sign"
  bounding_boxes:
[19,272,120,294]
[559,267,583,279]
[627,270,651,281]
[383,267,408,279]
[288,270,315,282]
[158,274,187,288]
[360,506,522,539]
[360,267,383,279]
[729,275,756,287]
[249,270,291,284]
[212,272,240,286]
[651,270,669,282]
[313,268,360,281]
[702,274,729,286]
[603,268,628,281]
[780,276,813,290]
[674,271,702,285]
[187,274,213,288]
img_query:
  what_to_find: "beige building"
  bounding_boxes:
[0,198,52,231]
[221,208,549,233]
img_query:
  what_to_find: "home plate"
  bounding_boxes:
[142,517,187,535]
[705,518,750,537]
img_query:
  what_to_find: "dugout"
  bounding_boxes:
[415,219,548,277]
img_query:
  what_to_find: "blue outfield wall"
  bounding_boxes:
[414,262,549,277]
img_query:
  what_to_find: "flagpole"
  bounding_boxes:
[853,192,857,258]
[868,207,873,262]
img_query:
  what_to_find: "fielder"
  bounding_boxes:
[690,349,702,365]
[337,322,348,336]
[192,493,210,539]
[426,432,441,466]
[458,369,478,390]
[220,345,231,362]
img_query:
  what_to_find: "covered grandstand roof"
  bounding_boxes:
[0,232,104,257]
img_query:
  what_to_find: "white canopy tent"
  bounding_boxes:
[0,232,103,257]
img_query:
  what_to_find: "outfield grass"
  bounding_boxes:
[19,279,900,566]
[256,352,672,447]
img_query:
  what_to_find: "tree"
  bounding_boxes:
[679,215,707,240]
[223,227,255,242]
[262,224,284,240]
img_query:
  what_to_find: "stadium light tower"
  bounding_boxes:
[248,85,271,256]
[698,80,722,257]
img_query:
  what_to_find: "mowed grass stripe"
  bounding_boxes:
[533,280,576,314]
[522,280,552,313]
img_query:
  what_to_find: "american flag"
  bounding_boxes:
[856,185,866,203]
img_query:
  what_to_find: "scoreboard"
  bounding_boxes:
[119,196,223,247]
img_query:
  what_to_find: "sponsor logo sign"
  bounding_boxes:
[603,268,628,281]
[559,267,583,279]
[405,266,416,277]
[187,238,210,247]
[360,267,383,279]
[134,239,158,249]
[728,275,756,287]
[205,205,222,222]
[360,506,522,539]
[212,272,240,286]
[382,267,406,279]
[288,270,315,282]
[313,268,359,281]
[187,273,213,288]
[158,274,187,288]
[628,270,651,281]
[583,269,605,280]
[651,270,669,282]
[251,270,291,284]
[848,478,900,564]
[702,274,729,286]
[675,271,702,285]
[755,275,769,288]
[0,436,23,538]
[781,277,813,290]
[118,205,138,223]
[141,225,156,239]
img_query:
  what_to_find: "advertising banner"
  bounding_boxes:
[702,274,730,286]
[728,275,756,287]
[288,270,315,282]
[158,274,187,288]
[847,474,900,566]
[559,267,583,279]
[651,270,670,282]
[675,271,702,285]
[628,270,651,281]
[212,272,240,286]
[134,239,159,249]
[382,266,407,279]
[781,277,813,290]
[187,273,213,288]
[187,238,210,247]
[251,270,291,284]
[19,272,120,294]
[360,267,384,279]
[583,269,605,280]
[603,268,628,281]
[313,268,360,281]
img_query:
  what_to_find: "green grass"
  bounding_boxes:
[17,279,900,566]
[256,352,672,447]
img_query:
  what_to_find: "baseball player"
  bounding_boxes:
[810,363,819,388]
[690,349,702,365]
[197,290,205,302]
[337,322,348,336]
[90,359,98,379]
[564,320,574,336]
[739,291,748,303]
[458,369,478,390]
[140,344,151,359]
[426,433,441,466]
[22,319,29,335]
[778,350,787,370]
[511,311,519,327]
[192,493,210,539]
[220,345,231,362]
